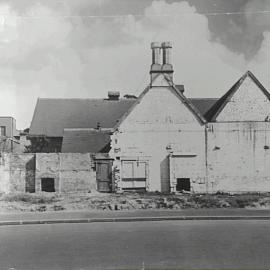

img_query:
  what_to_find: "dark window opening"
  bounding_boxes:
[176,178,191,192]
[0,126,6,136]
[41,178,55,192]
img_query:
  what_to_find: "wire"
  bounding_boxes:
[0,10,270,19]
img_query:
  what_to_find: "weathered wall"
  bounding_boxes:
[207,122,270,193]
[217,77,270,121]
[0,153,97,193]
[0,153,35,193]
[36,153,96,193]
[0,154,12,193]
[110,82,206,193]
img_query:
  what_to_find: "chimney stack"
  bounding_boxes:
[162,42,172,65]
[161,41,173,78]
[108,91,120,100]
[150,42,162,83]
[150,41,173,83]
[151,42,161,66]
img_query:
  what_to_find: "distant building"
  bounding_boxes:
[0,117,21,153]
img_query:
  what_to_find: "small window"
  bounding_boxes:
[176,178,191,192]
[0,126,6,136]
[41,178,55,192]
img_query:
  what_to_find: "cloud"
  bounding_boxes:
[0,0,266,129]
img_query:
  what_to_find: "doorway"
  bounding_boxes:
[96,160,113,192]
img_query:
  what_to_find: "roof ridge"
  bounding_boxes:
[188,98,219,100]
[38,97,136,101]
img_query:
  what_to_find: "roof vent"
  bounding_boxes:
[108,91,120,100]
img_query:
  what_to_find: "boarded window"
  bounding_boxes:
[176,178,191,192]
[122,160,147,190]
[41,178,55,192]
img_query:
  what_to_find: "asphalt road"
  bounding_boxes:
[1,220,270,270]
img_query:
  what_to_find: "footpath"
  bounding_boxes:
[1,208,270,226]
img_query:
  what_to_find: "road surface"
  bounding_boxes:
[1,220,270,269]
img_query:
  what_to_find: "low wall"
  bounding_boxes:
[0,153,97,193]
[0,153,35,193]
[36,153,96,193]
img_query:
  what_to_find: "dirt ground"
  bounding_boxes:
[1,191,270,212]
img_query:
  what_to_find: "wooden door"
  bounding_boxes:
[96,160,112,192]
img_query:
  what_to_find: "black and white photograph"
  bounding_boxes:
[1,0,270,269]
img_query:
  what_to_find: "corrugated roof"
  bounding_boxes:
[205,71,270,121]
[30,98,136,137]
[61,128,111,153]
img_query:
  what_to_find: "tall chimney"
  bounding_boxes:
[161,41,173,79]
[150,42,162,83]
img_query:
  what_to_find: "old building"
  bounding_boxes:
[110,42,208,193]
[29,95,137,152]
[205,71,270,193]
[15,41,270,194]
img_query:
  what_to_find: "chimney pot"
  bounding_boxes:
[108,91,120,100]
[161,41,172,48]
[162,41,172,65]
[150,41,174,84]
[151,42,162,66]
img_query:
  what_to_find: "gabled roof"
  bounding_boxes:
[29,78,216,138]
[61,128,111,153]
[189,98,218,116]
[114,74,207,130]
[205,71,270,122]
[29,98,137,137]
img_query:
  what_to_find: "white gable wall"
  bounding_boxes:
[110,81,206,193]
[207,122,270,192]
[217,77,270,122]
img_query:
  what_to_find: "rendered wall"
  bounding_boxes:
[110,83,206,193]
[36,153,96,193]
[216,77,270,121]
[0,153,97,193]
[0,153,35,193]
[207,122,270,193]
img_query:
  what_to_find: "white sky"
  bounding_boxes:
[0,0,270,129]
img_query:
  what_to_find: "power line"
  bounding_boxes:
[0,10,269,19]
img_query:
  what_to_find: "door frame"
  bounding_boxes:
[95,158,114,192]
